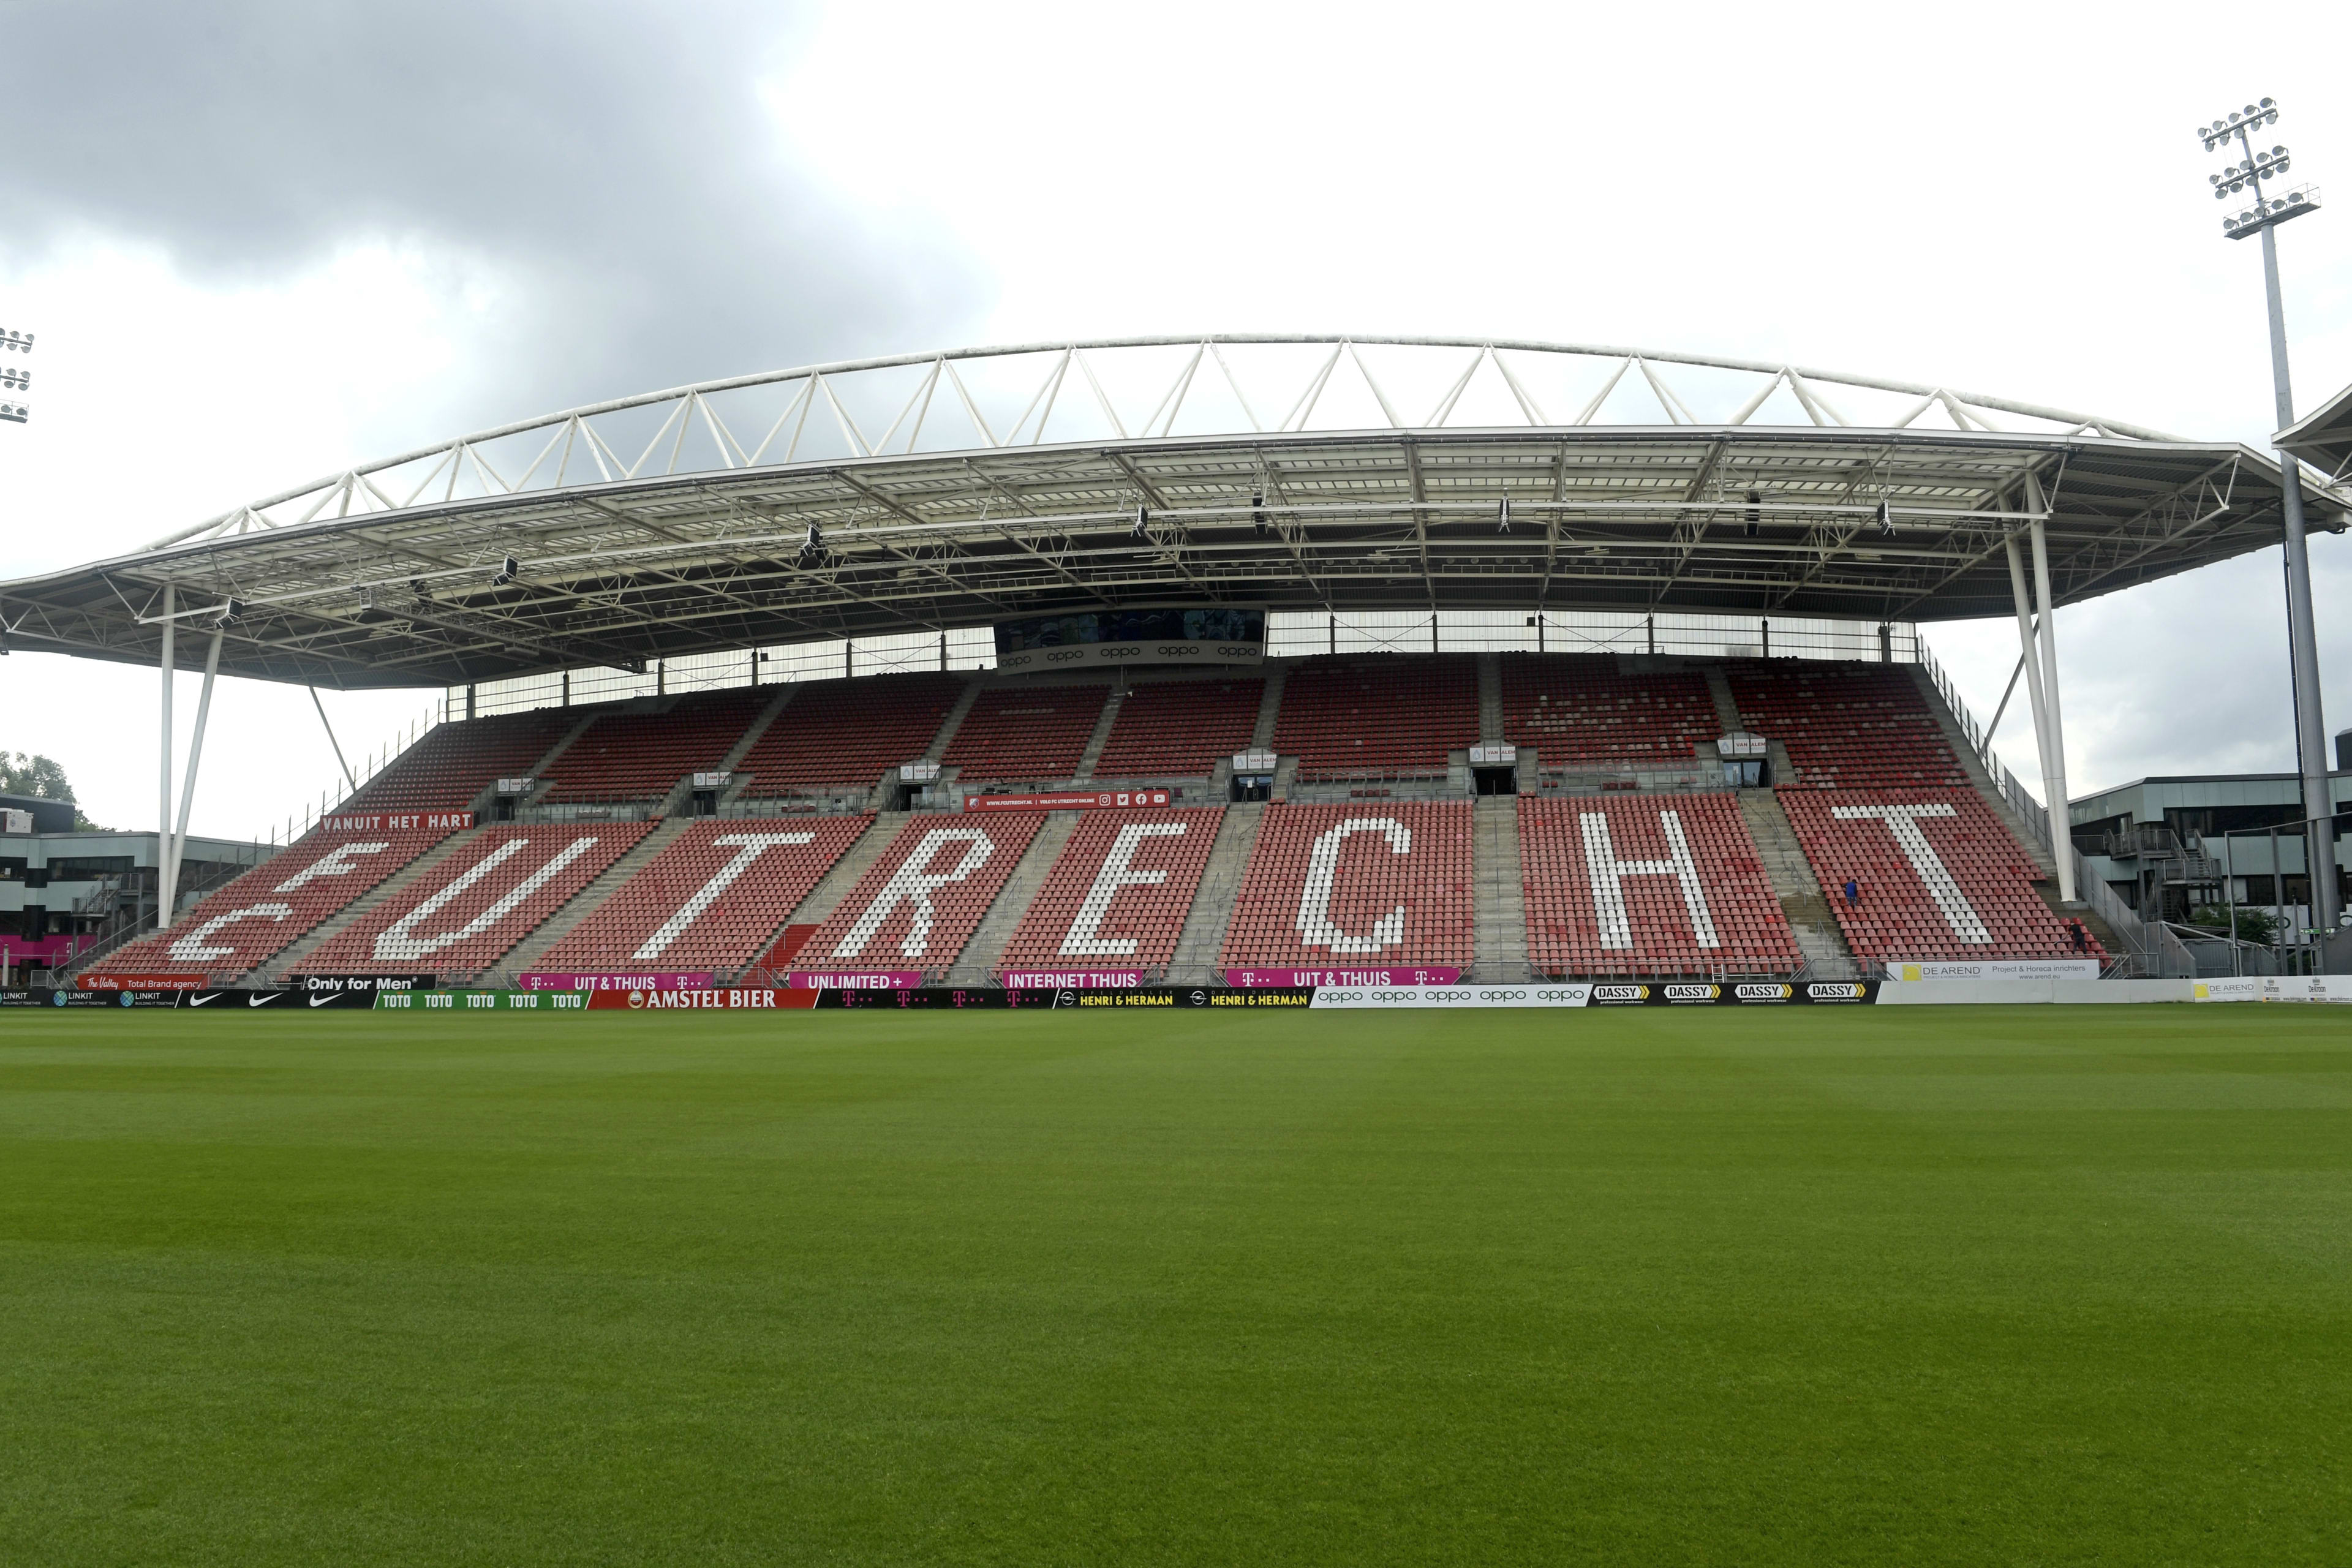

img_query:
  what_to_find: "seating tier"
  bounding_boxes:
[85,819,462,982]
[1217,802,1474,974]
[291,822,655,978]
[1500,654,1717,760]
[542,689,768,802]
[995,807,1224,977]
[1519,794,1801,978]
[943,685,1108,782]
[1727,663,1967,789]
[344,710,576,812]
[538,816,872,974]
[739,673,965,790]
[1272,655,1477,775]
[787,812,1046,976]
[1778,788,2104,962]
[1094,680,1263,777]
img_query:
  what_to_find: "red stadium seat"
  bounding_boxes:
[1725,663,1967,790]
[945,686,1108,783]
[1094,682,1262,777]
[341,709,577,813]
[1273,655,1477,777]
[788,812,1047,978]
[85,817,466,984]
[542,688,769,802]
[1778,788,2106,963]
[1217,802,1473,976]
[1501,654,1718,761]
[1518,794,1801,978]
[739,673,967,791]
[292,822,657,979]
[539,816,873,974]
[995,807,1224,978]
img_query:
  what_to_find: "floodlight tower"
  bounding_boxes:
[0,327,32,424]
[2198,98,2337,952]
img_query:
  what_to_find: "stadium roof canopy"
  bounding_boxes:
[2277,379,2352,487]
[4,334,2345,690]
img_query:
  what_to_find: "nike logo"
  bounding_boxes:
[249,994,281,1007]
[309,996,336,1008]
[189,993,222,1006]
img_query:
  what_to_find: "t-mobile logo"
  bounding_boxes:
[1580,809,1717,949]
[1061,821,1188,957]
[1295,817,1410,955]
[829,828,995,960]
[1829,803,1990,943]
[632,832,815,961]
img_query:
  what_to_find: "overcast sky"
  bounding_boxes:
[4,0,2350,840]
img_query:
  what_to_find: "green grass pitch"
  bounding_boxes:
[2,1005,2347,1565]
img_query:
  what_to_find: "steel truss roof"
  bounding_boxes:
[2,336,2342,690]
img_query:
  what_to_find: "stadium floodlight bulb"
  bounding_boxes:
[0,366,24,391]
[0,329,30,352]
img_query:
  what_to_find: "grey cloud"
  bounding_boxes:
[5,0,991,432]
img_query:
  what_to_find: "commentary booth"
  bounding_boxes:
[5,336,2346,1006]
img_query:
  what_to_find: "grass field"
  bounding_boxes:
[1,1005,2346,1565]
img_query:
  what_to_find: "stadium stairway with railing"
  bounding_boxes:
[943,685,1110,785]
[944,813,1085,984]
[1164,801,1264,984]
[1093,679,1265,779]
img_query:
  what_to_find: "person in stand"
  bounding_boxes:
[2069,919,2088,954]
[1842,876,1859,910]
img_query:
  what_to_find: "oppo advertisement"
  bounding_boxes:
[992,606,1265,673]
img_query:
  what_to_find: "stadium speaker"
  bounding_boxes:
[1497,496,1512,533]
[1875,500,1894,538]
[1745,490,1761,537]
[489,554,520,587]
[1252,492,1268,537]
[1131,505,1150,541]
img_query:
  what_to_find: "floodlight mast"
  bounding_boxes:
[0,327,32,424]
[2198,97,2339,956]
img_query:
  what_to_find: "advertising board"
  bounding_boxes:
[77,973,209,991]
[787,971,922,990]
[1227,966,1462,988]
[1888,959,2098,981]
[1309,984,1592,1008]
[992,606,1265,673]
[320,811,474,832]
[293,974,435,997]
[518,971,715,993]
[999,970,1144,989]
[964,790,1174,812]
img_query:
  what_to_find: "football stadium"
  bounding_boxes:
[5,336,2351,1561]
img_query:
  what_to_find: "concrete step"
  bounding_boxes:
[1167,801,1264,984]
[262,827,484,982]
[922,679,987,763]
[489,817,692,981]
[789,812,906,925]
[1071,685,1125,782]
[947,813,1083,984]
[1249,667,1287,752]
[1736,790,1858,979]
[1474,793,1528,982]
[1476,652,1504,745]
[1703,666,1746,736]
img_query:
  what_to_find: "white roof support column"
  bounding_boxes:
[168,627,226,923]
[156,584,176,929]
[2026,470,2075,903]
[2003,532,2057,848]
